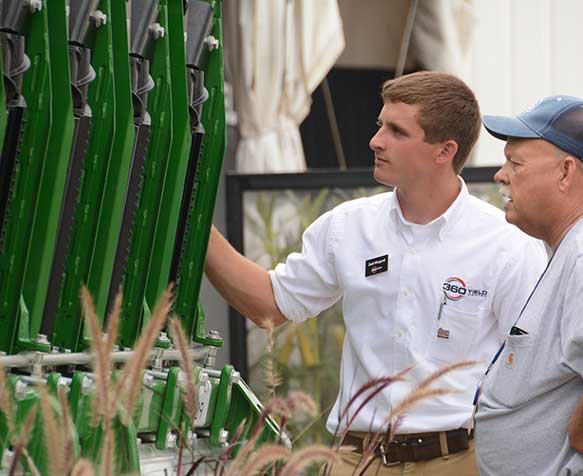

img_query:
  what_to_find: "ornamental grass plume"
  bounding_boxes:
[236,443,291,476]
[261,318,283,401]
[38,383,64,476]
[58,388,76,474]
[170,317,199,425]
[7,405,39,476]
[116,285,173,423]
[70,459,96,476]
[0,364,15,437]
[80,286,109,424]
[279,445,339,476]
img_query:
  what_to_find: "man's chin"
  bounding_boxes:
[373,169,396,187]
[504,211,527,233]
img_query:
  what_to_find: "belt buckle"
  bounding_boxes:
[379,442,401,467]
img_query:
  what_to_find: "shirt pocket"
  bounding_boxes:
[485,334,533,407]
[426,306,480,364]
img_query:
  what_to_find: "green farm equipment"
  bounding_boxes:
[0,1,283,474]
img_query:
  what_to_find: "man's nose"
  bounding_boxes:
[494,164,507,184]
[369,131,383,151]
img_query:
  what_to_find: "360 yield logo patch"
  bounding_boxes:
[442,277,467,301]
[442,277,488,301]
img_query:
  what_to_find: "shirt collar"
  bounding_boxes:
[389,177,469,241]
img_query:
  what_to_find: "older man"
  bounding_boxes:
[476,95,583,476]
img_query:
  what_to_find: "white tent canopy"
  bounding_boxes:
[224,0,345,173]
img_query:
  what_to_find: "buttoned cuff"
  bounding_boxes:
[269,269,311,323]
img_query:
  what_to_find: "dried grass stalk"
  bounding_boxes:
[38,384,64,476]
[117,286,173,421]
[70,458,96,476]
[279,445,339,476]
[261,319,283,399]
[286,390,318,418]
[20,447,41,476]
[416,360,479,393]
[0,363,15,435]
[80,286,108,423]
[101,424,115,476]
[58,388,75,473]
[170,317,199,424]
[237,443,291,476]
[8,406,38,476]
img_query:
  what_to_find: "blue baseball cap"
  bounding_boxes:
[482,95,583,160]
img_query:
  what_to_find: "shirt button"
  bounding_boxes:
[410,248,417,255]
[403,288,409,297]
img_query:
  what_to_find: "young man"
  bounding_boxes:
[476,95,583,476]
[206,72,547,475]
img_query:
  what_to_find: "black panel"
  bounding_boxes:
[300,67,398,169]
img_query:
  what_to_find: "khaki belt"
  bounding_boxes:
[343,429,473,466]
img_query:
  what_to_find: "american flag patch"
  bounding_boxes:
[437,328,450,339]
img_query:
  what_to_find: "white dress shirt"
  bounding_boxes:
[269,179,548,434]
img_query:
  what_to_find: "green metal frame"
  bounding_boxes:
[146,0,192,314]
[0,0,74,354]
[174,0,226,346]
[51,0,135,352]
[120,0,176,349]
[0,1,285,473]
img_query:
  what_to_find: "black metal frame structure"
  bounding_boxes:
[225,166,499,378]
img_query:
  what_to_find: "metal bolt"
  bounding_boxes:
[187,430,197,447]
[231,371,240,386]
[205,35,219,51]
[206,330,221,340]
[33,334,49,346]
[158,331,170,344]
[26,0,42,13]
[90,10,107,28]
[218,429,229,446]
[199,372,209,386]
[149,23,166,40]
[204,354,216,368]
[14,381,28,400]
[81,376,93,395]
[143,373,154,387]
[166,432,177,449]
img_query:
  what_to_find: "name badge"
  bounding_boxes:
[365,254,389,277]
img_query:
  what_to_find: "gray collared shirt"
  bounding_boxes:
[476,218,583,476]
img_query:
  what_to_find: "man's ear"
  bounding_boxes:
[435,139,459,166]
[559,155,581,192]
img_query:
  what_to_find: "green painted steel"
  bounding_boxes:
[173,0,226,346]
[0,365,283,472]
[0,1,74,354]
[210,364,233,447]
[51,0,135,352]
[226,379,282,451]
[20,0,75,351]
[0,2,285,472]
[87,0,137,321]
[120,0,175,349]
[0,54,6,159]
[155,366,184,449]
[146,0,192,314]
